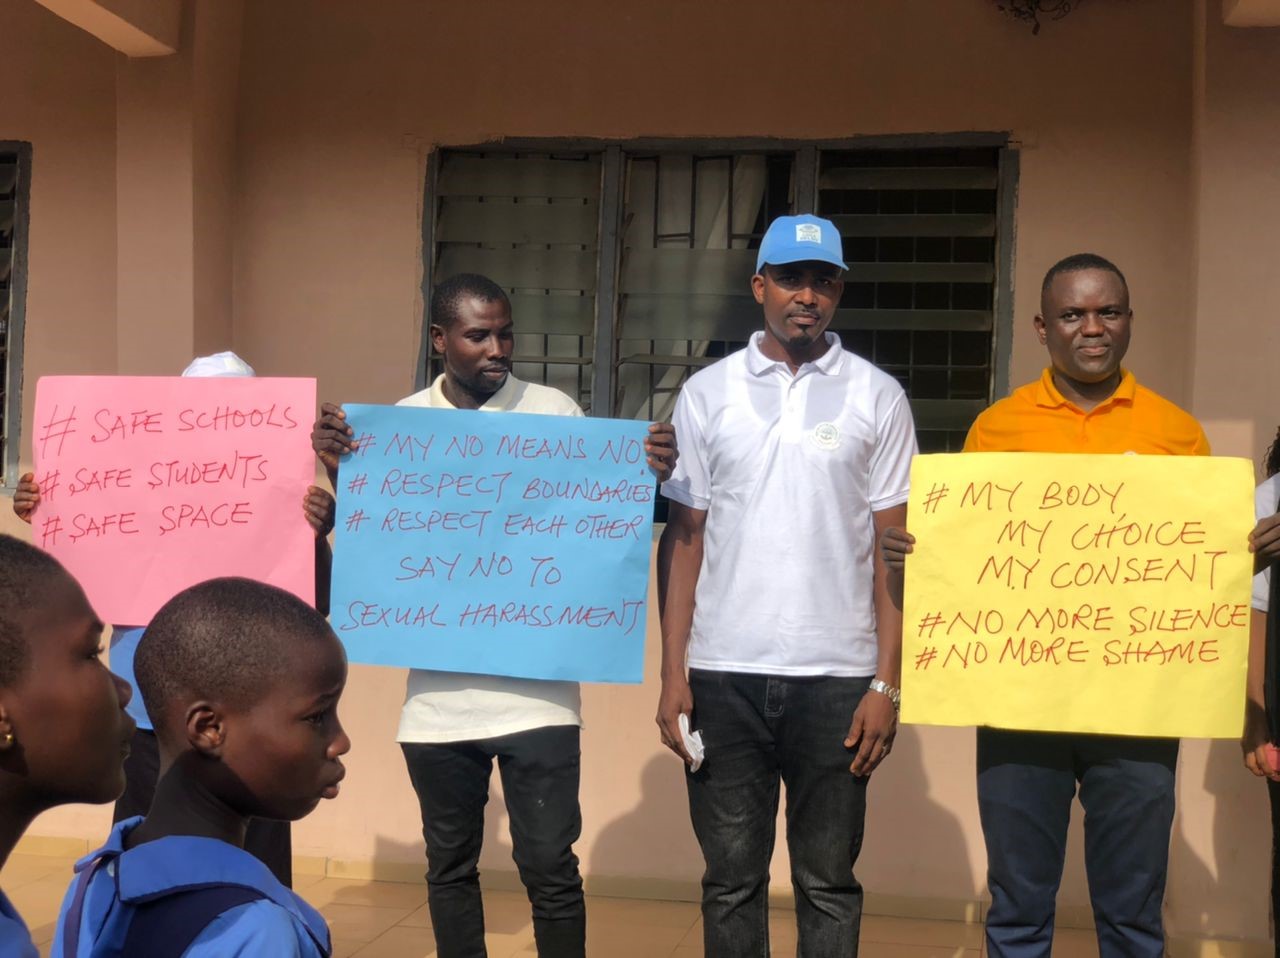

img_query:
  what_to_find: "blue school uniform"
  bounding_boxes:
[53,818,329,957]
[0,889,38,958]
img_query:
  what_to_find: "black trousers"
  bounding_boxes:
[113,727,294,887]
[402,725,585,958]
[685,670,871,958]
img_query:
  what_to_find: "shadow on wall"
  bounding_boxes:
[588,725,981,908]
[1167,738,1271,942]
[859,723,979,903]
[588,754,703,890]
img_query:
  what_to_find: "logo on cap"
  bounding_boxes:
[795,223,822,244]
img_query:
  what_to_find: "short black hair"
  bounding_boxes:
[1041,253,1129,297]
[135,577,336,738]
[0,535,70,687]
[430,273,510,329]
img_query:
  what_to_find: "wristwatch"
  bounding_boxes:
[869,679,900,711]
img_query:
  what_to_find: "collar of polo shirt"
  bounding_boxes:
[745,331,846,377]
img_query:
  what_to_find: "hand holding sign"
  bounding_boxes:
[312,401,354,484]
[12,472,40,523]
[1250,511,1280,572]
[643,422,678,481]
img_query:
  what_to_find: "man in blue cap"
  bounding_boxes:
[656,214,917,956]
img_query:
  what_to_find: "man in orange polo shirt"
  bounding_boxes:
[883,253,1206,958]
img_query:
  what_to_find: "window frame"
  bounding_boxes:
[1,141,32,492]
[417,133,1018,419]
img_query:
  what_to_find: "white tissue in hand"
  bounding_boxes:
[678,713,705,772]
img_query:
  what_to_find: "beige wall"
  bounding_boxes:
[229,0,1196,406]
[1172,3,1280,941]
[189,0,243,357]
[0,0,117,506]
[228,0,1201,915]
[114,0,245,374]
[0,0,118,842]
[1192,0,1280,464]
[7,0,1280,947]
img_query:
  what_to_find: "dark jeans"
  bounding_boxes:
[976,727,1178,958]
[686,669,872,958]
[113,726,293,887]
[402,725,585,958]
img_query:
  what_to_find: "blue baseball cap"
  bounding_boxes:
[755,214,848,273]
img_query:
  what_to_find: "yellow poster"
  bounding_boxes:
[900,453,1256,738]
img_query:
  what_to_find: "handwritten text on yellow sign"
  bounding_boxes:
[900,453,1255,738]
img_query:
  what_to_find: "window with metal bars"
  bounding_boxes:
[614,152,795,423]
[818,147,1003,452]
[422,139,1014,452]
[0,144,30,489]
[427,151,602,410]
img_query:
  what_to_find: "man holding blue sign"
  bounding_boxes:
[657,215,916,957]
[311,273,676,958]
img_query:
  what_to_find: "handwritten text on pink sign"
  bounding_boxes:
[32,376,317,623]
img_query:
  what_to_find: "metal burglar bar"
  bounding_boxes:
[613,153,794,422]
[428,151,603,411]
[0,146,29,487]
[817,147,1002,452]
[424,140,1012,454]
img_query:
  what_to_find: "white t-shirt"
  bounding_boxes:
[661,332,917,677]
[395,374,585,743]
[1253,474,1279,614]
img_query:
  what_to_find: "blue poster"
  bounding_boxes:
[330,405,655,683]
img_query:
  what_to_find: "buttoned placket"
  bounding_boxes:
[779,363,816,442]
[1036,368,1133,446]
[1074,396,1126,443]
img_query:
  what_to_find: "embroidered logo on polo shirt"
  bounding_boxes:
[796,223,821,244]
[811,422,841,450]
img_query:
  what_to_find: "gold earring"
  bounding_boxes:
[0,732,13,748]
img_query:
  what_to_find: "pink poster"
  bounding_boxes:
[32,376,318,624]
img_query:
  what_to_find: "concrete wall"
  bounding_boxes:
[6,0,1280,947]
[114,0,245,374]
[1173,1,1280,942]
[0,0,117,509]
[230,0,1197,409]
[227,0,1203,919]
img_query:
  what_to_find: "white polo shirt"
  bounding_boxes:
[395,373,585,744]
[1253,475,1279,615]
[662,332,916,677]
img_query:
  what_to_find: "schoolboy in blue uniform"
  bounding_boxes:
[0,535,134,958]
[53,577,350,957]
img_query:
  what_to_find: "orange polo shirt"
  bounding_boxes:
[963,367,1210,456]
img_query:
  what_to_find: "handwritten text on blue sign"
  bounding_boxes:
[331,405,655,683]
